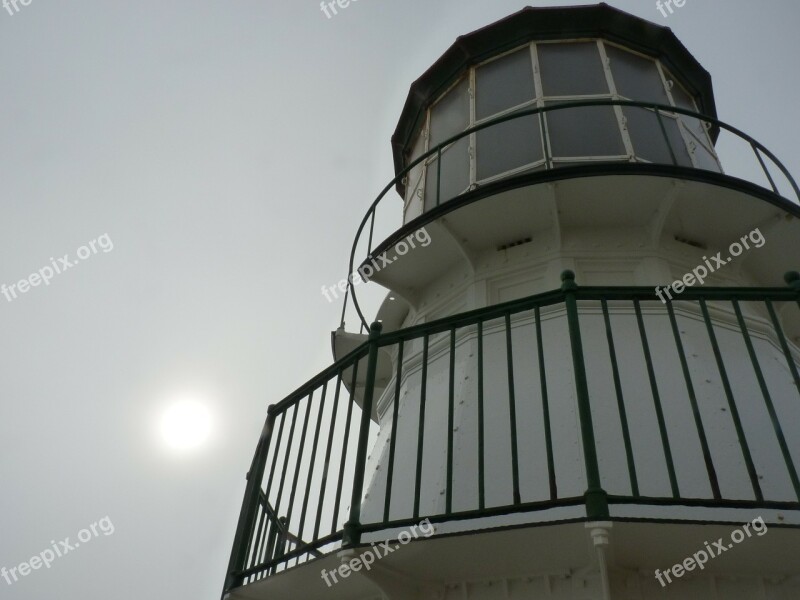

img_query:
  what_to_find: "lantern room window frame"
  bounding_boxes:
[403,39,722,221]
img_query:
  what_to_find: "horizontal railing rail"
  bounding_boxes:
[224,272,800,596]
[343,100,800,332]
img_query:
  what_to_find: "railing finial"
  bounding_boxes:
[561,269,577,291]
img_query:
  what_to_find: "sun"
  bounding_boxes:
[159,397,213,451]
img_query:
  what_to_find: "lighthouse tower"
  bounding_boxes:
[223,5,800,600]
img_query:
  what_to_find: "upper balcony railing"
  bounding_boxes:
[343,100,800,332]
[223,273,800,597]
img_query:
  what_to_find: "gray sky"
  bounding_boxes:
[0,1,798,599]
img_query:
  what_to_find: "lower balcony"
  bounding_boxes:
[222,274,800,599]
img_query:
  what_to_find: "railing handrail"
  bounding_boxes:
[277,283,800,420]
[344,99,800,331]
[266,283,800,421]
[270,344,369,415]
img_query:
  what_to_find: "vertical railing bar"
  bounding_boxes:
[766,299,800,396]
[273,517,288,575]
[734,301,794,500]
[367,208,376,258]
[284,393,314,530]
[246,504,266,574]
[561,271,608,520]
[256,503,271,576]
[751,142,779,194]
[600,299,639,497]
[339,285,349,330]
[344,323,383,547]
[634,299,680,498]
[446,327,456,514]
[249,519,269,575]
[755,146,800,202]
[313,370,343,541]
[477,321,486,511]
[273,404,300,518]
[666,302,721,500]
[788,272,800,373]
[655,107,678,166]
[298,382,328,541]
[535,305,557,500]
[262,505,277,575]
[264,519,279,575]
[699,299,763,499]
[331,358,359,535]
[436,146,442,207]
[254,424,280,583]
[504,313,521,505]
[414,333,430,519]
[261,502,276,573]
[383,339,405,522]
[247,511,264,569]
[263,412,286,501]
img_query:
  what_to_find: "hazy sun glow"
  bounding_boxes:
[160,398,212,451]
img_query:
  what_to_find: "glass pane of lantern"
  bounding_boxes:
[538,42,608,97]
[670,80,698,112]
[476,114,542,180]
[606,46,670,105]
[689,136,722,173]
[624,107,692,166]
[671,81,714,149]
[405,128,428,205]
[429,77,469,148]
[476,48,535,120]
[545,103,625,157]
[424,136,470,210]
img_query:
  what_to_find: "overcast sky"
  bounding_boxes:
[0,1,798,599]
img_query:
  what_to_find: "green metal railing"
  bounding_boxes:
[223,272,800,595]
[343,100,800,332]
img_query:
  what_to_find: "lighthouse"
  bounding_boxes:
[223,4,800,599]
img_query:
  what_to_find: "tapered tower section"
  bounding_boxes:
[224,5,800,600]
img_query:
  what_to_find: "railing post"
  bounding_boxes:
[561,270,609,520]
[782,271,800,395]
[436,146,442,206]
[222,409,276,597]
[343,321,383,547]
[786,271,800,294]
[752,142,779,194]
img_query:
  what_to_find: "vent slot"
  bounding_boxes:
[674,235,707,250]
[497,237,532,251]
